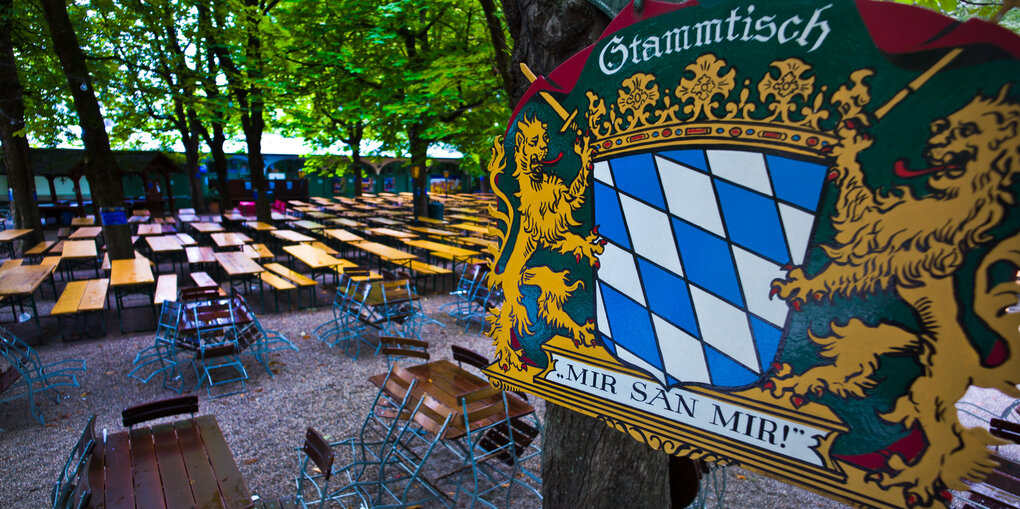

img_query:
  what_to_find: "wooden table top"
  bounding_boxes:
[368,227,417,239]
[146,235,184,253]
[367,217,402,226]
[414,217,448,225]
[305,212,334,219]
[111,258,155,287]
[177,214,200,223]
[211,232,252,248]
[174,233,198,247]
[406,226,457,237]
[329,218,364,228]
[288,200,312,206]
[0,229,32,242]
[69,226,104,240]
[136,224,163,236]
[323,228,364,243]
[244,221,276,231]
[449,223,490,235]
[368,360,534,441]
[402,239,480,258]
[271,230,315,243]
[349,241,417,262]
[86,414,251,509]
[61,240,99,259]
[0,265,54,296]
[283,244,345,269]
[292,220,326,230]
[214,251,264,276]
[191,222,225,233]
[71,216,95,226]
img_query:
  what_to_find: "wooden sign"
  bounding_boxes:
[483,0,1020,506]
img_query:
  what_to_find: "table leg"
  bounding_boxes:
[116,287,125,334]
[29,292,39,333]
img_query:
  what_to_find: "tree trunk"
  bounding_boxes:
[350,121,364,198]
[39,0,132,259]
[0,0,42,247]
[185,108,206,213]
[208,123,230,209]
[499,0,677,506]
[408,123,429,217]
[479,0,514,110]
[244,0,270,222]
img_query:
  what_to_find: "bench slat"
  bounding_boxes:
[79,279,109,311]
[260,271,296,290]
[264,263,317,287]
[186,246,216,265]
[191,272,219,288]
[51,281,88,316]
[25,241,55,256]
[154,274,178,305]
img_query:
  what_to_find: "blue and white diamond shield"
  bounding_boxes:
[593,149,827,389]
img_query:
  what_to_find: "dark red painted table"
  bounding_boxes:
[87,415,251,508]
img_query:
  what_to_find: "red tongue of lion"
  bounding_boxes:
[541,152,563,165]
[893,158,957,178]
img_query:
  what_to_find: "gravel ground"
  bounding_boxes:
[1,286,1016,508]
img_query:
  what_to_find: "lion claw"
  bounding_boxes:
[792,300,802,311]
[593,260,600,269]
[814,292,825,302]
[938,490,952,502]
[592,225,600,235]
[598,239,607,246]
[782,263,794,271]
[575,253,581,263]
[791,396,805,408]
[769,287,780,298]
[906,494,917,506]
[762,381,775,390]
[771,362,783,371]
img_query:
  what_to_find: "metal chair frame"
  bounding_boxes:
[128,300,186,393]
[52,415,95,509]
[0,326,86,425]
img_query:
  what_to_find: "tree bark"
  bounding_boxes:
[408,123,429,217]
[499,0,675,506]
[243,0,270,222]
[478,0,514,110]
[39,0,132,259]
[0,0,43,247]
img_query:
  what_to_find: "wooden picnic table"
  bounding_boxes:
[86,414,251,509]
[244,221,277,232]
[71,216,95,226]
[449,223,490,235]
[61,240,98,260]
[177,214,200,223]
[67,226,103,240]
[368,227,417,240]
[0,265,54,330]
[136,224,164,236]
[146,235,183,253]
[174,233,198,247]
[110,257,155,333]
[406,226,458,237]
[402,239,480,259]
[282,243,349,269]
[292,220,326,231]
[329,218,365,228]
[414,217,448,225]
[214,251,264,277]
[306,212,334,220]
[271,229,315,243]
[323,228,364,243]
[349,240,417,263]
[211,232,252,249]
[367,217,402,226]
[288,200,312,207]
[368,360,534,441]
[191,222,225,233]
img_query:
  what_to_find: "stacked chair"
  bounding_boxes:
[128,300,186,393]
[51,415,96,509]
[313,273,368,355]
[0,325,86,426]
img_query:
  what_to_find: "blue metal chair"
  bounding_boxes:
[313,274,367,351]
[51,414,95,509]
[441,263,487,319]
[192,339,248,399]
[128,300,185,393]
[0,326,86,425]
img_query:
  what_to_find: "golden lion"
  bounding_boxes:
[485,115,604,372]
[768,85,1020,505]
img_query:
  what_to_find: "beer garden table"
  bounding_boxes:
[110,257,156,333]
[270,229,315,244]
[70,216,95,226]
[60,240,100,279]
[211,232,252,249]
[145,235,184,273]
[0,265,54,331]
[86,414,252,509]
[282,243,355,285]
[213,251,264,297]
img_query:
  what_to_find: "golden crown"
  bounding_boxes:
[576,53,874,159]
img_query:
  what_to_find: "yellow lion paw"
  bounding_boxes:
[495,344,526,372]
[770,267,831,311]
[763,365,824,408]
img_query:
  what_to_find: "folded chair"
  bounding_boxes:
[380,336,430,367]
[0,326,86,425]
[192,338,248,399]
[441,264,488,320]
[128,300,186,393]
[295,427,336,509]
[51,415,95,509]
[122,395,199,427]
[313,274,366,350]
[234,317,298,378]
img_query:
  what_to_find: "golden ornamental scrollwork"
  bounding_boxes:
[617,73,661,129]
[676,54,736,121]
[596,415,732,466]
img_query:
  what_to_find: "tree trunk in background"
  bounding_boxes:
[39,0,132,259]
[208,123,230,209]
[500,0,673,506]
[185,108,206,213]
[479,0,515,110]
[350,121,364,198]
[0,0,43,247]
[408,124,429,217]
[243,0,270,222]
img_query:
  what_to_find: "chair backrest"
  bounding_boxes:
[301,427,334,482]
[233,322,263,352]
[52,415,96,509]
[380,336,430,364]
[179,285,223,303]
[122,395,198,427]
[380,268,397,281]
[155,300,182,341]
[451,345,488,371]
[0,326,42,376]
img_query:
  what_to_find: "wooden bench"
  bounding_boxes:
[191,271,220,289]
[0,258,23,272]
[310,241,338,255]
[175,233,198,247]
[242,243,274,260]
[259,271,296,311]
[400,260,453,292]
[101,251,153,271]
[24,240,56,260]
[186,246,216,266]
[264,263,318,307]
[50,278,110,338]
[154,274,178,306]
